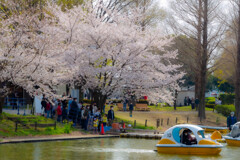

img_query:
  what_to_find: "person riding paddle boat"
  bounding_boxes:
[156,124,223,155]
[224,122,240,146]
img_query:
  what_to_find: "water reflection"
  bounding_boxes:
[0,138,239,160]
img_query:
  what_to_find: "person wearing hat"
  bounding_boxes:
[227,112,237,131]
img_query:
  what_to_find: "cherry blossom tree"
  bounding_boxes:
[51,1,184,110]
[0,0,64,113]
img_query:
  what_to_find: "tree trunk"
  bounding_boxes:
[196,0,202,113]
[195,76,201,111]
[235,0,240,120]
[198,0,208,120]
[174,89,177,110]
[92,90,107,113]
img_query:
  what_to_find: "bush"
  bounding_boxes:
[137,99,149,104]
[205,97,215,104]
[219,93,235,105]
[205,104,215,108]
[64,124,72,134]
[215,105,235,117]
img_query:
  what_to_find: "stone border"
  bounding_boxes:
[0,135,119,145]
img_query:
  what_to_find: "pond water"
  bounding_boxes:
[0,138,239,160]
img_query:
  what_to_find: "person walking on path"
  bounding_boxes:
[227,112,237,131]
[129,103,134,117]
[184,97,187,106]
[187,97,191,106]
[195,98,199,111]
[191,98,195,110]
[57,103,62,122]
[123,99,127,112]
[107,106,115,126]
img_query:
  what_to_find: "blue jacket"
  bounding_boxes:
[227,116,237,127]
[129,104,134,111]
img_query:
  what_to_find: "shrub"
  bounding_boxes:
[64,124,72,134]
[219,93,235,105]
[205,104,215,108]
[215,105,235,117]
[205,97,215,104]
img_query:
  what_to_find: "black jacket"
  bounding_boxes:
[107,110,114,120]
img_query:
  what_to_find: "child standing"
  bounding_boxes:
[57,103,62,122]
[102,114,108,127]
[93,118,98,134]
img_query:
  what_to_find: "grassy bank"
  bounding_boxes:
[115,116,155,130]
[0,112,75,137]
[147,105,213,112]
[114,106,227,131]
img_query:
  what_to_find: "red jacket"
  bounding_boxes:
[46,103,51,111]
[57,106,62,115]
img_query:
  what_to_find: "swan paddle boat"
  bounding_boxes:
[223,122,240,146]
[156,124,223,155]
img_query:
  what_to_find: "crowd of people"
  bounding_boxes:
[40,95,115,133]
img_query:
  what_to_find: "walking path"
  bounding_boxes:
[0,134,119,144]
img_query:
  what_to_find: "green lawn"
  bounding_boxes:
[147,105,213,112]
[0,112,75,137]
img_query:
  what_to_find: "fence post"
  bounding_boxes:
[134,120,136,128]
[17,102,20,115]
[156,119,158,128]
[187,117,189,123]
[161,118,163,126]
[167,118,169,125]
[15,122,18,132]
[32,107,35,115]
[54,121,57,130]
[176,117,178,124]
[35,122,37,130]
[145,119,147,127]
